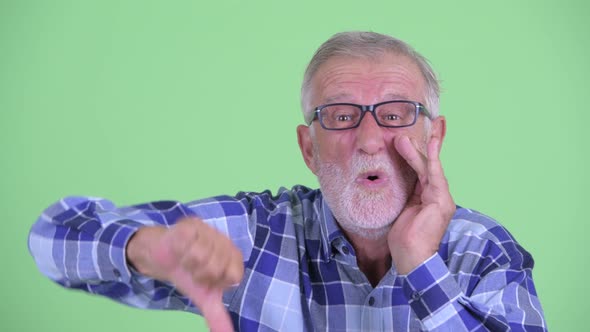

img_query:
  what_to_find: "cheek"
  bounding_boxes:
[388,144,409,170]
[390,127,428,155]
[315,134,354,165]
[384,131,421,171]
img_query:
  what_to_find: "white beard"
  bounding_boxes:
[315,149,416,239]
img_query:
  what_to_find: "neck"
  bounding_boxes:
[344,230,392,287]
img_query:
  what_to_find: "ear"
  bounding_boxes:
[297,124,318,175]
[430,115,447,148]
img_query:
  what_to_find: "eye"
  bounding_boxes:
[336,114,353,122]
[381,113,403,123]
[329,106,357,122]
[320,105,360,129]
[376,101,416,126]
[383,114,400,121]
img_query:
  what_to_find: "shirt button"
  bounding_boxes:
[411,291,421,301]
[113,269,121,278]
[342,246,350,255]
[368,296,375,306]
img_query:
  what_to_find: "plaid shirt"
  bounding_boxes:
[29,186,546,331]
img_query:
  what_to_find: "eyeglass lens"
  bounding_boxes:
[319,101,417,129]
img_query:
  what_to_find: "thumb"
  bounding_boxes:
[405,180,423,207]
[186,286,234,332]
[199,290,234,332]
[172,270,235,332]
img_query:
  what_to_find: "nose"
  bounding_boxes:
[355,111,386,155]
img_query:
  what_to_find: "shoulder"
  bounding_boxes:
[235,185,320,208]
[444,206,533,271]
[184,185,321,227]
[231,185,320,217]
[448,206,516,243]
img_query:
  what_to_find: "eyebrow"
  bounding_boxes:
[323,93,354,104]
[322,93,411,105]
[382,93,410,101]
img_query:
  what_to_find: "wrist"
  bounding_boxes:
[126,226,166,278]
[392,249,435,275]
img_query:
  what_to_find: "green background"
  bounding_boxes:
[1,0,588,330]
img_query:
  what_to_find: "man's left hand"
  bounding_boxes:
[388,135,456,275]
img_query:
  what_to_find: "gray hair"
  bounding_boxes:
[301,31,440,124]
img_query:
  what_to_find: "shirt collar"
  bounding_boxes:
[316,192,348,260]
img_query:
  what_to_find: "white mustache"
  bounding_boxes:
[350,154,395,177]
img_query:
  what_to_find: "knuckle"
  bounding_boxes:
[190,269,206,285]
[228,263,245,284]
[208,263,224,280]
[170,235,190,258]
[179,253,197,272]
[181,242,207,270]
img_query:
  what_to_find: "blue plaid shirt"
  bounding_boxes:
[29,186,546,331]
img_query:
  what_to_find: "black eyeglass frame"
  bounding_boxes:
[309,100,432,130]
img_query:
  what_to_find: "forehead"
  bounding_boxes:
[311,53,426,104]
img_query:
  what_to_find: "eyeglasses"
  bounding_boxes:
[309,100,431,130]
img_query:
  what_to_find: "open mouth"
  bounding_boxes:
[367,175,380,181]
[357,171,387,185]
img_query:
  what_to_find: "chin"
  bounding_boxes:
[337,221,392,240]
[314,150,416,240]
[327,185,408,240]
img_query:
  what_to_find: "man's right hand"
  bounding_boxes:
[126,217,244,332]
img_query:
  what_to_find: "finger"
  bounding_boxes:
[151,220,200,274]
[182,240,218,286]
[424,138,455,214]
[177,273,234,332]
[394,135,427,182]
[180,227,222,285]
[181,226,242,289]
[198,237,233,289]
[199,290,234,332]
[179,221,212,266]
[425,137,449,191]
[426,137,443,176]
[169,218,202,256]
[227,247,245,286]
[207,236,244,288]
[409,180,424,203]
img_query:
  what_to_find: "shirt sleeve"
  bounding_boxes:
[401,234,547,331]
[28,195,256,312]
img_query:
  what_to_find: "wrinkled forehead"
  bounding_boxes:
[310,53,427,105]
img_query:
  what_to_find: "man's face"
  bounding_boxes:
[298,53,434,239]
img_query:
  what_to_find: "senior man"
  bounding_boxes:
[29,31,547,331]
